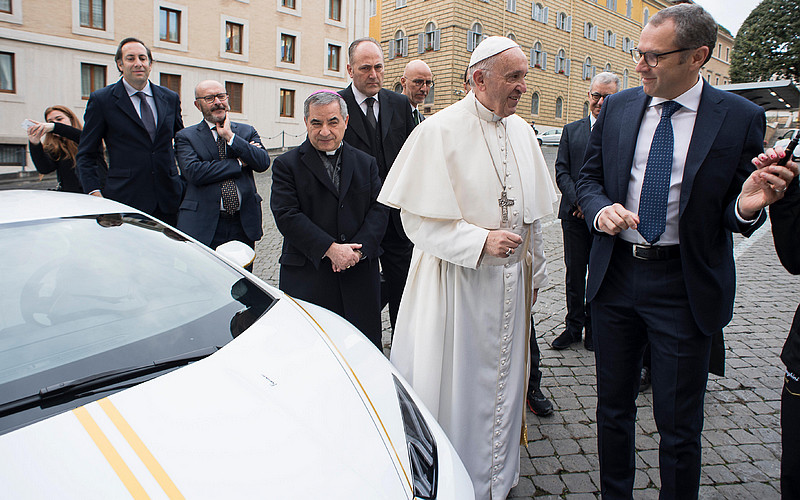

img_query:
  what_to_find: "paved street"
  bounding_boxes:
[4,144,798,498]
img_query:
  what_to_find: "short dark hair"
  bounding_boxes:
[114,37,154,69]
[347,37,382,64]
[649,4,717,66]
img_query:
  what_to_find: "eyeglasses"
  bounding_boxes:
[410,79,434,88]
[589,92,613,101]
[631,47,693,67]
[195,93,229,103]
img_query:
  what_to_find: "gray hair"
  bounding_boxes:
[649,3,717,65]
[303,91,349,120]
[590,71,620,92]
[467,56,498,87]
[348,37,382,64]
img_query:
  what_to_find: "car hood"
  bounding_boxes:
[0,295,419,499]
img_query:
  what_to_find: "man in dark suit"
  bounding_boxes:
[76,37,184,226]
[339,37,416,331]
[575,5,798,498]
[551,71,619,351]
[271,91,389,349]
[762,145,800,499]
[175,80,269,254]
[400,59,433,125]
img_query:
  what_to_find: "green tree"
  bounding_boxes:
[729,0,800,83]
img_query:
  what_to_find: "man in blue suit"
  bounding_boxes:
[175,80,270,253]
[77,37,184,226]
[576,5,798,498]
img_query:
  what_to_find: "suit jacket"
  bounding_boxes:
[576,81,767,336]
[175,120,270,246]
[338,85,415,180]
[770,177,800,374]
[555,116,591,219]
[270,139,389,339]
[76,78,184,215]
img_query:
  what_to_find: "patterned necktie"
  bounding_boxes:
[364,97,378,131]
[135,92,156,142]
[638,100,681,244]
[217,135,240,214]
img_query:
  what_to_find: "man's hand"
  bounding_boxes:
[739,147,800,218]
[324,242,363,272]
[483,230,523,258]
[571,203,585,219]
[596,203,639,235]
[215,112,234,142]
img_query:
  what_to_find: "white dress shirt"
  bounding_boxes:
[122,79,158,125]
[351,85,380,123]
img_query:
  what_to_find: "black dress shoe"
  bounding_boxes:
[639,366,651,392]
[526,388,554,416]
[552,330,580,350]
[584,338,594,351]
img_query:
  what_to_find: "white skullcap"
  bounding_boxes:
[468,36,521,68]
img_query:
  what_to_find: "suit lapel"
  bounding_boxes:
[112,80,147,133]
[341,86,372,147]
[680,82,727,218]
[378,89,393,141]
[196,121,220,160]
[299,141,339,197]
[617,90,650,200]
[152,84,169,135]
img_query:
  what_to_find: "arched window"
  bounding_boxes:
[532,3,547,23]
[583,101,589,117]
[507,32,516,42]
[556,49,566,73]
[583,57,592,80]
[604,63,611,72]
[626,0,632,18]
[423,21,439,51]
[468,22,483,52]
[394,82,403,93]
[555,97,563,118]
[531,92,540,115]
[394,30,406,57]
[532,41,543,68]
[623,69,629,89]
[643,8,649,25]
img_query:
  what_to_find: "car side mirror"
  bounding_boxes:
[215,241,256,269]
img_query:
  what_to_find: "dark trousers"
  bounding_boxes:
[211,212,256,271]
[562,217,592,339]
[380,211,413,330]
[592,241,711,500]
[529,319,543,390]
[782,373,800,499]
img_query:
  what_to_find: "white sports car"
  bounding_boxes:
[0,190,474,499]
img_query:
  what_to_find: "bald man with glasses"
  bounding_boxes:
[175,80,270,258]
[400,59,433,125]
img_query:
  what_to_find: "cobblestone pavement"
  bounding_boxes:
[6,144,797,498]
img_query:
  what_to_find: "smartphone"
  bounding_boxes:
[21,119,35,130]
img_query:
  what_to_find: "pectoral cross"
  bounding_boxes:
[498,189,515,223]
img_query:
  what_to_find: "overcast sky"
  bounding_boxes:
[693,0,762,36]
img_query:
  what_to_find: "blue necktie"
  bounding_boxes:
[638,100,681,244]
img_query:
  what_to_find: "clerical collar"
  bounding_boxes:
[470,92,504,123]
[121,78,152,98]
[648,76,702,113]
[316,144,342,156]
[352,85,378,107]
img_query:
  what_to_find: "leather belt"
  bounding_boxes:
[617,239,680,261]
[219,211,240,220]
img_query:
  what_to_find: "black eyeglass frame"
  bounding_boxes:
[410,79,434,88]
[630,47,693,68]
[195,93,230,104]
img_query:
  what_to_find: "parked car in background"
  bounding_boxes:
[0,190,474,499]
[537,127,563,146]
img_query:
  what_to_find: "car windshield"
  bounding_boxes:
[0,213,276,431]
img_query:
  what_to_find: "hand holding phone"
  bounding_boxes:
[21,119,36,130]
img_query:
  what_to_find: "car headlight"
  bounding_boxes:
[393,375,437,499]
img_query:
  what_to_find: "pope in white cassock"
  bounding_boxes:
[378,37,557,499]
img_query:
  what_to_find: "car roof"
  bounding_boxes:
[0,190,140,225]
